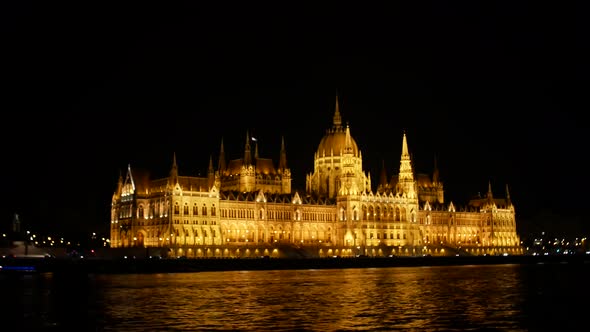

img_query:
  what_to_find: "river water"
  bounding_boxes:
[1,262,588,331]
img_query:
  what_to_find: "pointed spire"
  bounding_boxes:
[169,152,178,185]
[207,155,215,190]
[208,155,214,173]
[333,94,342,128]
[244,131,252,165]
[432,154,440,183]
[401,130,409,158]
[487,180,493,199]
[125,163,136,192]
[254,141,259,159]
[505,183,511,204]
[218,138,226,172]
[170,153,178,175]
[398,131,415,195]
[344,124,353,154]
[379,159,388,190]
[116,169,124,195]
[279,136,288,171]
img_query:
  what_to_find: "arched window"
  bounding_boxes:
[193,204,198,216]
[174,203,179,215]
[183,204,189,215]
[138,205,144,218]
[202,204,207,216]
[211,205,216,216]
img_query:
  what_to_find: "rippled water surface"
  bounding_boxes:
[2,263,589,331]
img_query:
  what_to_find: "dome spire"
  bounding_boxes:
[333,94,342,128]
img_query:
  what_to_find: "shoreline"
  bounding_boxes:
[1,254,589,274]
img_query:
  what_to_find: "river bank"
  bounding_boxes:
[1,254,589,274]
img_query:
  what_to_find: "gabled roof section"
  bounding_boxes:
[209,185,219,198]
[292,191,302,204]
[219,190,256,202]
[256,189,266,203]
[123,165,151,196]
[123,164,135,195]
[448,201,456,212]
[301,194,336,205]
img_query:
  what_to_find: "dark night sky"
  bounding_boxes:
[2,2,589,240]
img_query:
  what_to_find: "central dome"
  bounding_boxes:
[317,127,359,157]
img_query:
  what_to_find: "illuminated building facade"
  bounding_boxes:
[110,97,522,257]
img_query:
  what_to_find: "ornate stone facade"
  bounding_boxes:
[110,96,522,257]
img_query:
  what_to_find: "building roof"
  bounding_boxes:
[255,158,277,175]
[225,157,278,176]
[317,127,359,157]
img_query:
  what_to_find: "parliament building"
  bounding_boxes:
[110,97,522,257]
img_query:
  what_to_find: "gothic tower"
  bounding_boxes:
[239,131,255,192]
[396,132,417,199]
[278,136,291,193]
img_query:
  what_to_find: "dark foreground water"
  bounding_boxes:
[1,262,588,331]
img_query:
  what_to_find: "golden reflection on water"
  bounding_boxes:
[6,263,590,331]
[94,265,530,331]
